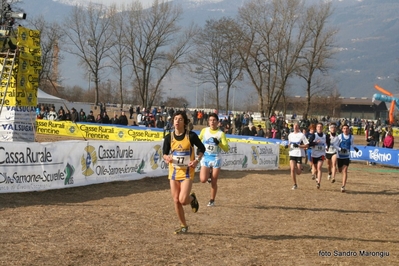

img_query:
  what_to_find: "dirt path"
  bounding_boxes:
[1,159,398,265]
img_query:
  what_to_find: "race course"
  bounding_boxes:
[1,159,398,265]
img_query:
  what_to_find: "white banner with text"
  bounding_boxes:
[0,140,279,193]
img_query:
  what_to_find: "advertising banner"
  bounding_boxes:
[0,140,279,193]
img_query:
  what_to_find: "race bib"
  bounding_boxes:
[316,145,324,151]
[172,151,190,169]
[205,144,218,154]
[328,147,336,153]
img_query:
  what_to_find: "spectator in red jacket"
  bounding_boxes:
[383,130,394,149]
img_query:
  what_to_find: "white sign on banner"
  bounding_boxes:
[0,121,35,142]
[0,106,37,121]
[0,106,36,142]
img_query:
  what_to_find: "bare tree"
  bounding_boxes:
[123,0,197,109]
[296,1,338,118]
[62,3,114,105]
[165,96,189,109]
[238,0,308,117]
[191,17,243,112]
[109,4,129,108]
[61,85,85,102]
[326,87,342,118]
[28,16,64,93]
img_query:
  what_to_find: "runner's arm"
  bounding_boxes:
[162,133,172,155]
[189,131,206,156]
[219,132,229,152]
[308,134,316,147]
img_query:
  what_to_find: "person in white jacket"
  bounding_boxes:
[287,122,309,190]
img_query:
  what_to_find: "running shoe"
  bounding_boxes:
[207,200,215,207]
[292,184,298,190]
[190,192,199,213]
[174,225,188,234]
[327,174,331,181]
[311,174,316,180]
[341,186,345,193]
[331,178,335,183]
[317,183,320,189]
[207,168,213,183]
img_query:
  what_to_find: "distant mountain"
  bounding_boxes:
[176,0,399,98]
[328,0,399,97]
[15,0,399,102]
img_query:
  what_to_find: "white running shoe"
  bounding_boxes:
[327,174,331,180]
[292,184,298,190]
[341,186,346,192]
[207,200,215,207]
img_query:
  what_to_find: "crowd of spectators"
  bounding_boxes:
[35,104,129,126]
[35,103,396,149]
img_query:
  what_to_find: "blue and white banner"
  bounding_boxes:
[350,146,399,166]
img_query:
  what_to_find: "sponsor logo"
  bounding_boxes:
[369,149,391,162]
[21,31,27,41]
[81,145,98,176]
[21,60,28,72]
[251,146,259,165]
[150,145,162,170]
[0,146,53,164]
[242,155,248,168]
[64,163,75,185]
[69,126,76,134]
[137,159,145,174]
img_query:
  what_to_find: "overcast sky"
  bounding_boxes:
[92,0,170,8]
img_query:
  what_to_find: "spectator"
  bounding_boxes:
[65,109,71,121]
[47,106,57,120]
[147,115,155,127]
[234,115,242,134]
[102,111,110,124]
[111,114,119,124]
[56,108,66,121]
[367,135,378,165]
[250,124,257,136]
[383,130,394,149]
[156,116,165,129]
[37,105,47,119]
[257,125,265,137]
[119,111,128,126]
[129,105,134,119]
[163,116,173,137]
[87,111,95,123]
[79,110,87,122]
[95,114,103,123]
[241,124,252,136]
[70,108,78,122]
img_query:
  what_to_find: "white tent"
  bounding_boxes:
[37,89,92,114]
[37,89,66,106]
